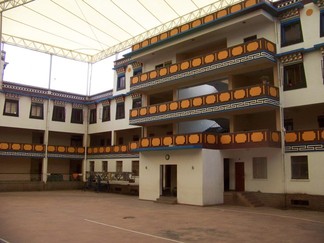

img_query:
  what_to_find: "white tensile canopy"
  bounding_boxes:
[1,0,242,63]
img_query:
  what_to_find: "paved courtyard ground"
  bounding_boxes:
[0,190,324,243]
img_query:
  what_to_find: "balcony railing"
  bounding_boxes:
[130,38,276,91]
[87,145,129,155]
[0,142,45,154]
[47,145,85,155]
[285,129,324,152]
[130,84,279,125]
[129,130,281,151]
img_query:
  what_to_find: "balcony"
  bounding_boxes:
[130,38,276,92]
[129,130,281,151]
[47,145,85,158]
[130,84,279,125]
[285,129,324,152]
[87,145,139,159]
[0,142,45,157]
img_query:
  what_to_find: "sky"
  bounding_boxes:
[2,44,127,95]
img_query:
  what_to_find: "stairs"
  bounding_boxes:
[155,196,177,204]
[237,192,264,207]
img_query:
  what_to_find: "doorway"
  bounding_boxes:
[224,158,230,191]
[160,165,177,197]
[235,162,245,191]
[70,160,82,181]
[30,159,42,181]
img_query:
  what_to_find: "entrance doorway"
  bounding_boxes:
[160,165,177,197]
[70,160,82,181]
[30,159,42,181]
[224,158,230,191]
[235,162,245,191]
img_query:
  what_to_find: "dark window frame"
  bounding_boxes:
[281,19,303,47]
[132,98,142,108]
[116,102,125,120]
[320,11,324,37]
[3,99,19,117]
[89,108,97,124]
[284,119,294,131]
[283,62,307,91]
[30,103,44,119]
[52,105,65,122]
[252,157,267,179]
[291,156,309,179]
[102,105,110,122]
[117,75,126,91]
[71,108,83,124]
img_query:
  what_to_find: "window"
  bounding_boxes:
[30,103,43,119]
[102,105,110,122]
[291,156,308,179]
[284,119,294,131]
[134,68,142,76]
[116,102,125,120]
[102,161,108,172]
[71,136,83,146]
[155,63,163,69]
[3,99,19,116]
[283,63,306,91]
[89,108,97,124]
[117,75,125,90]
[253,157,267,179]
[52,106,65,122]
[320,12,324,37]
[318,115,324,128]
[244,35,257,42]
[90,161,95,172]
[132,98,142,108]
[132,161,139,176]
[281,20,303,47]
[116,161,123,173]
[71,108,83,124]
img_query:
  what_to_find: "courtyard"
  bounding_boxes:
[0,190,324,243]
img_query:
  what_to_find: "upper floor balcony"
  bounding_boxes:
[130,84,279,125]
[285,129,324,152]
[87,144,139,159]
[0,142,85,159]
[129,129,281,152]
[130,38,276,92]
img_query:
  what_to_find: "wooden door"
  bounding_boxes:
[235,162,245,191]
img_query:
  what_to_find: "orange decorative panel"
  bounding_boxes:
[180,100,190,109]
[321,131,324,140]
[35,145,44,151]
[271,132,280,142]
[121,145,127,152]
[205,95,216,104]
[160,68,167,76]
[58,146,65,153]
[235,134,247,143]
[249,87,262,96]
[218,50,229,60]
[142,40,149,47]
[169,102,178,110]
[163,137,173,146]
[150,71,157,79]
[130,142,138,150]
[267,42,275,52]
[159,104,167,112]
[192,58,202,67]
[113,146,120,153]
[204,54,215,63]
[68,147,76,153]
[12,144,21,150]
[175,136,186,145]
[204,14,214,23]
[219,92,230,102]
[169,64,178,73]
[231,4,242,13]
[151,36,158,44]
[160,32,168,40]
[251,132,264,142]
[99,147,104,153]
[232,46,243,56]
[207,134,216,144]
[285,133,298,142]
[131,110,138,117]
[269,87,277,97]
[217,9,227,18]
[140,108,147,116]
[247,41,259,52]
[23,144,32,151]
[105,147,111,153]
[193,97,203,106]
[78,148,85,153]
[93,148,98,153]
[181,61,190,70]
[87,148,92,154]
[141,73,148,82]
[152,138,161,147]
[170,28,179,36]
[245,0,257,7]
[149,106,157,114]
[220,135,232,144]
[0,143,9,150]
[141,139,149,147]
[189,134,200,144]
[181,24,190,32]
[192,19,202,28]
[132,76,139,84]
[302,131,316,142]
[234,89,246,99]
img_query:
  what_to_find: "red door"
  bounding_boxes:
[235,162,245,191]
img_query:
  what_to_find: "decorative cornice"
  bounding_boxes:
[279,7,300,21]
[279,52,303,64]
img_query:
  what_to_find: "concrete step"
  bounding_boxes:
[155,196,177,204]
[238,192,264,207]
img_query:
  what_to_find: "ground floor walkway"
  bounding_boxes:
[0,191,324,243]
